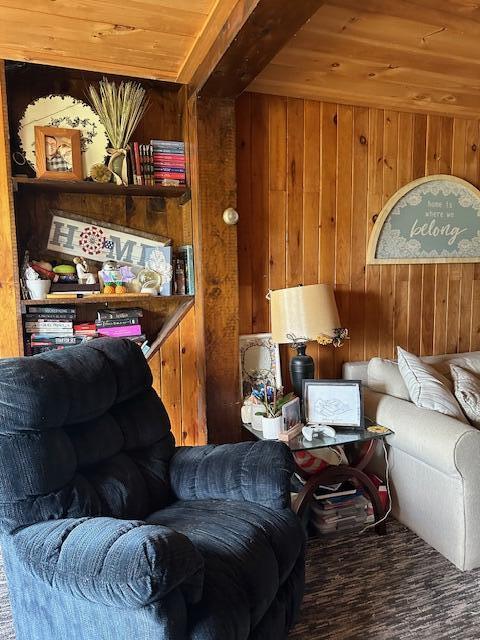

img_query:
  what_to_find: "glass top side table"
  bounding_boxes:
[243,418,393,535]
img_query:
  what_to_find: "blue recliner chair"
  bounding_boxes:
[0,338,305,639]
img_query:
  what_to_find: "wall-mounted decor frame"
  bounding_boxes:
[46,209,171,267]
[367,174,480,264]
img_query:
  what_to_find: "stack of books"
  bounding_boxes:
[25,306,83,355]
[309,485,374,535]
[132,143,154,186]
[74,323,98,339]
[95,308,147,350]
[151,140,186,186]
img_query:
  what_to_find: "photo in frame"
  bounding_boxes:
[239,333,282,398]
[303,379,364,429]
[34,126,82,180]
[281,397,301,430]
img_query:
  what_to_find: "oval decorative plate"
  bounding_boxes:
[18,95,109,177]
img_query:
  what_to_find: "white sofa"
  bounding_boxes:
[343,351,480,571]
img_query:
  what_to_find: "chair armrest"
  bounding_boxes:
[365,388,480,477]
[12,516,204,608]
[169,441,294,509]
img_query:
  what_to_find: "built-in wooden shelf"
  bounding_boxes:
[12,176,190,201]
[21,294,194,309]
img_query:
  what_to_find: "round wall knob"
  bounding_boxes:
[223,207,239,225]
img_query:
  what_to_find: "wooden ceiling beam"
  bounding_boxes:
[189,0,326,98]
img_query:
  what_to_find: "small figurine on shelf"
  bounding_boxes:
[98,260,135,294]
[74,257,97,285]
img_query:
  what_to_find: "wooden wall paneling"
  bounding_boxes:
[407,114,427,354]
[286,98,304,289]
[450,119,472,352]
[303,100,321,373]
[251,94,270,333]
[160,326,182,444]
[236,92,253,335]
[393,112,413,352]
[364,108,383,361]
[0,61,22,357]
[349,106,368,363]
[318,102,337,376]
[334,105,353,370]
[237,93,480,388]
[378,111,398,359]
[149,352,162,398]
[179,306,199,446]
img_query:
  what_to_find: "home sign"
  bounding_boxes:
[47,209,170,267]
[367,175,480,264]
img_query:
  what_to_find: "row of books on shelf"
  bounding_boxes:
[24,307,150,357]
[131,140,186,187]
[292,474,387,536]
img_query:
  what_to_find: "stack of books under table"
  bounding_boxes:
[309,484,374,535]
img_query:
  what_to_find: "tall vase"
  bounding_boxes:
[107,149,129,185]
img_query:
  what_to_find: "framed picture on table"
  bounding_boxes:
[303,379,364,430]
[239,333,282,398]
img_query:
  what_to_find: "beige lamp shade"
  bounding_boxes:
[269,284,340,344]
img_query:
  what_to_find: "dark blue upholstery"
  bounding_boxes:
[0,338,305,639]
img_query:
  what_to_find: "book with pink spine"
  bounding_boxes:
[97,324,142,337]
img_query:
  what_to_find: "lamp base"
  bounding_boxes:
[289,343,315,399]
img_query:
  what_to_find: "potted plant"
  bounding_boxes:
[253,382,294,439]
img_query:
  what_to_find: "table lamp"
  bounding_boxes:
[269,284,343,398]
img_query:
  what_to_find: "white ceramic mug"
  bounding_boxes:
[26,279,51,300]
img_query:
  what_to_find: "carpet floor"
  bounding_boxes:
[1,519,479,639]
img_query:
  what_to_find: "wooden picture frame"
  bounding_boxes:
[34,126,83,180]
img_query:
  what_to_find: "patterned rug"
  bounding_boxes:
[290,519,480,639]
[1,519,480,639]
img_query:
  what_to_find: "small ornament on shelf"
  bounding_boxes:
[98,260,135,294]
[73,257,97,285]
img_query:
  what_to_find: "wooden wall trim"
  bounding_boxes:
[0,61,22,357]
[188,95,240,443]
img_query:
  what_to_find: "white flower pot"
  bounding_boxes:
[26,279,51,300]
[251,411,264,431]
[262,416,283,440]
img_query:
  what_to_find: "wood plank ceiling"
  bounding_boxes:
[0,0,244,82]
[249,0,480,118]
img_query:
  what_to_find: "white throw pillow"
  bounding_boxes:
[397,347,468,422]
[367,357,410,401]
[451,364,480,428]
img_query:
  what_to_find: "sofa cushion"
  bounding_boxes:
[146,499,304,634]
[367,357,410,401]
[451,365,480,428]
[397,347,468,422]
[424,351,480,383]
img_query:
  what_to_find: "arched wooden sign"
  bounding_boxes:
[367,175,480,264]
